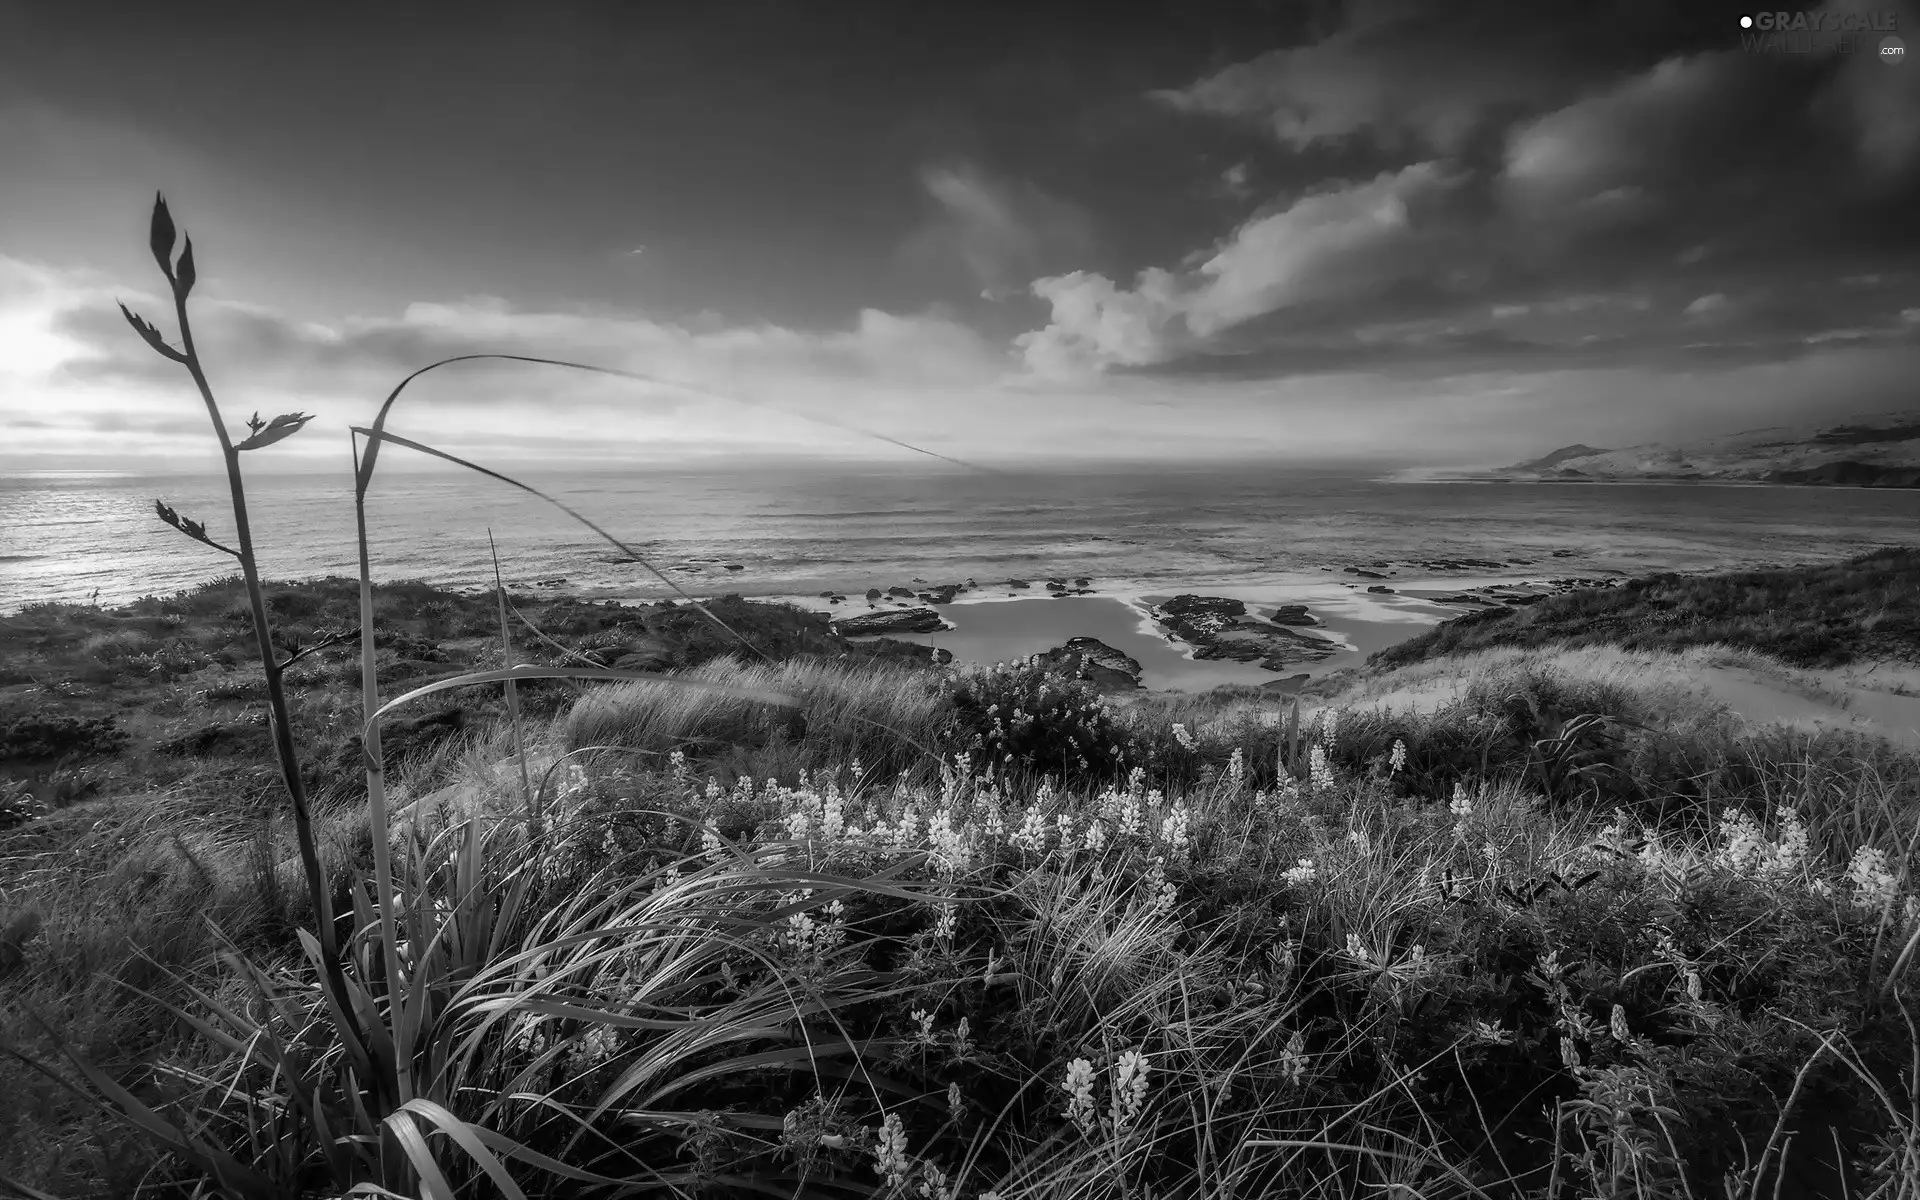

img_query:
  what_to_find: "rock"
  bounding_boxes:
[887,586,915,598]
[832,607,950,636]
[1367,585,1395,594]
[1268,604,1317,626]
[866,588,882,600]
[1036,637,1144,690]
[819,591,837,598]
[1353,569,1388,579]
[1074,577,1091,587]
[723,564,744,571]
[1153,595,1337,670]
[1006,579,1032,588]
[926,584,962,604]
[1046,581,1066,591]
[1551,549,1576,558]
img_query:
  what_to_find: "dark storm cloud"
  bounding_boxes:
[1023,0,1920,380]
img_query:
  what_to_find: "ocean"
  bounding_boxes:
[5,462,1918,616]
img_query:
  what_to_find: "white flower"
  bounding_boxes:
[1846,845,1900,914]
[1172,723,1197,751]
[1062,1057,1097,1130]
[1227,746,1246,791]
[1110,1049,1151,1130]
[1013,803,1048,853]
[1320,708,1339,749]
[1082,819,1107,853]
[1160,802,1192,859]
[1279,1030,1309,1084]
[1282,857,1317,886]
[1308,745,1335,792]
[873,1112,911,1187]
[1388,739,1407,774]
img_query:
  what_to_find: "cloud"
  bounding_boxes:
[901,163,1096,298]
[1015,163,1470,375]
[1150,0,1605,155]
[1684,292,1728,317]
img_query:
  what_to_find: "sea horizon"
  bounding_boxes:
[6,462,1916,618]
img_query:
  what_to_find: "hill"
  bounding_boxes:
[1369,546,1920,670]
[1488,410,1920,485]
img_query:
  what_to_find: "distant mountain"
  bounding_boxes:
[1487,411,1920,487]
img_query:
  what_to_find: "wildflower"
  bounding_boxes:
[572,1024,621,1069]
[916,1162,953,1200]
[1559,1036,1581,1070]
[1282,856,1317,886]
[1846,845,1900,914]
[1227,746,1245,791]
[948,1081,964,1116]
[912,1009,937,1043]
[1013,803,1048,853]
[1062,1057,1097,1130]
[1308,745,1335,792]
[1172,723,1197,751]
[1055,811,1077,849]
[1346,826,1372,856]
[1110,1049,1151,1131]
[1610,1004,1630,1043]
[1388,739,1407,774]
[982,804,1004,842]
[1082,819,1107,853]
[1160,802,1192,859]
[873,1112,911,1188]
[1279,1030,1309,1085]
[700,822,723,858]
[931,902,957,941]
[1344,932,1374,966]
[1449,782,1473,822]
[1685,970,1704,1003]
[1320,708,1339,749]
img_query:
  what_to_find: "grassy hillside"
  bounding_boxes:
[5,572,1920,1197]
[1371,547,1920,672]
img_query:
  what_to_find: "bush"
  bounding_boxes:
[0,712,130,762]
[942,655,1131,782]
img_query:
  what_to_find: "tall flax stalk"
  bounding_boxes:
[121,194,356,1019]
[487,531,541,835]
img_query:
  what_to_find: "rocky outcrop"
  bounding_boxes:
[1268,604,1317,626]
[1036,637,1144,690]
[1367,585,1395,594]
[832,607,951,636]
[1152,595,1339,670]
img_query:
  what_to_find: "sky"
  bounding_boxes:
[1,0,1918,475]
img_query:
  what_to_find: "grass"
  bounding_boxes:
[3,197,1918,1199]
[1371,548,1920,672]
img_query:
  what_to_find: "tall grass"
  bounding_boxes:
[567,656,951,783]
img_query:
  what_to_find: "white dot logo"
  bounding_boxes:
[1740,14,1754,27]
[1883,35,1907,63]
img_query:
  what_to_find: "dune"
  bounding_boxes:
[1328,642,1920,750]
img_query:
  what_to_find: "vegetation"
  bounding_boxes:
[1370,548,1920,672]
[2,198,1918,1199]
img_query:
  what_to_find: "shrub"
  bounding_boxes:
[0,712,130,762]
[942,655,1131,782]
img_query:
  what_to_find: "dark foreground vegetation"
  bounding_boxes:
[1371,547,1920,672]
[5,563,1920,1199]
